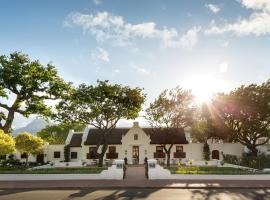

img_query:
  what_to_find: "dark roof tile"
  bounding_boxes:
[69,133,83,147]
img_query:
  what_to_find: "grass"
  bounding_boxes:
[0,166,107,174]
[166,166,261,175]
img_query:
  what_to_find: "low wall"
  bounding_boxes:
[1,160,124,181]
[147,159,270,180]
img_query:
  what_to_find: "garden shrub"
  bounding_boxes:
[223,153,270,170]
[64,145,70,162]
[203,143,210,161]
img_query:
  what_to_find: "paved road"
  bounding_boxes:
[0,188,270,200]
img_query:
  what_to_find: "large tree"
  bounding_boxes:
[145,87,195,166]
[190,103,216,143]
[0,52,71,133]
[0,129,15,156]
[55,80,146,166]
[213,80,270,156]
[15,132,44,165]
[37,123,85,144]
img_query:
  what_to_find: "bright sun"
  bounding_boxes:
[185,74,229,103]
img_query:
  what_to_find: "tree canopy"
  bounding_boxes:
[37,123,85,144]
[213,79,270,156]
[0,52,71,133]
[15,132,44,165]
[0,129,15,155]
[55,80,146,166]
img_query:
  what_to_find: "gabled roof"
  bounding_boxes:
[143,128,188,144]
[84,128,129,145]
[83,127,188,145]
[68,133,83,147]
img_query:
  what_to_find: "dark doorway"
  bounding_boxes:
[212,150,220,160]
[132,146,139,164]
[36,154,44,164]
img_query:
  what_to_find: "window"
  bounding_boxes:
[134,134,138,140]
[176,146,183,152]
[54,151,61,158]
[71,152,77,159]
[21,153,28,159]
[156,146,163,152]
[109,146,116,153]
[0,155,6,160]
[89,147,96,153]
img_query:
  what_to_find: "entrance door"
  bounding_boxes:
[132,146,139,164]
[212,150,220,160]
[36,154,44,164]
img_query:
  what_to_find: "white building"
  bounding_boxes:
[5,122,268,165]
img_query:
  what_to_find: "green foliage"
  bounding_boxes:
[168,166,255,174]
[145,86,195,166]
[55,80,146,166]
[0,52,71,133]
[203,142,210,161]
[223,153,270,170]
[64,145,70,162]
[15,132,44,165]
[190,103,219,143]
[213,79,270,156]
[37,123,85,144]
[0,129,15,155]
[145,86,195,129]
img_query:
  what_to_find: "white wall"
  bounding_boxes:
[121,123,152,164]
[46,145,65,162]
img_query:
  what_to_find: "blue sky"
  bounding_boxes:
[0,0,270,128]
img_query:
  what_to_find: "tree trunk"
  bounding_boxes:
[249,146,258,156]
[3,109,15,133]
[166,152,171,167]
[25,154,29,167]
[98,143,108,167]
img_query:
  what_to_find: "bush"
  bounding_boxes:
[203,143,210,161]
[223,153,270,170]
[64,145,70,162]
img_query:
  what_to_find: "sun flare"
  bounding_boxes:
[185,74,229,103]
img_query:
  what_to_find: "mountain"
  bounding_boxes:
[12,118,48,136]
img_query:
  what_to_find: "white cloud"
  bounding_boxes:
[130,62,149,74]
[220,40,229,47]
[93,0,101,5]
[65,11,200,49]
[205,4,220,13]
[91,47,110,62]
[205,0,270,36]
[219,62,228,73]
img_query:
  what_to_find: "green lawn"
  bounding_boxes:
[0,167,107,174]
[166,166,259,175]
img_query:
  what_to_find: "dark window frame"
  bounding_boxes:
[54,151,61,158]
[156,146,163,152]
[109,146,116,153]
[70,152,78,159]
[134,134,138,140]
[176,146,183,152]
[21,153,28,159]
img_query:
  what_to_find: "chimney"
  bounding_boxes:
[133,121,139,127]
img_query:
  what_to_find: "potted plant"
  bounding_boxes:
[65,162,69,167]
[188,159,193,166]
[205,160,208,165]
[220,160,225,166]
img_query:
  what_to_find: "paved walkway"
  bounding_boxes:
[124,166,146,180]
